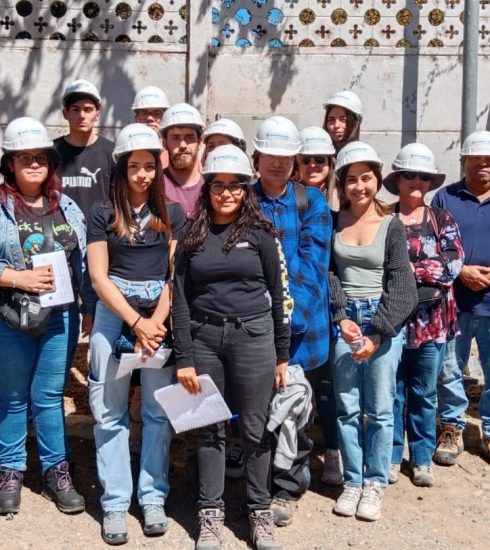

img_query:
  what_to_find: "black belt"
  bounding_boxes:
[191,311,269,327]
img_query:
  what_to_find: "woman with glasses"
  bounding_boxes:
[173,144,290,550]
[329,141,416,522]
[87,124,185,544]
[384,144,464,487]
[0,117,86,515]
[322,91,363,155]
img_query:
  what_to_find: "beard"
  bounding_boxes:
[169,148,197,170]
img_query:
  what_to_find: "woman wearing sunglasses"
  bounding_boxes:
[0,117,86,515]
[384,143,464,487]
[87,124,185,544]
[329,141,417,521]
[173,144,290,550]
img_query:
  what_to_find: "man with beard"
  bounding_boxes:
[432,131,490,464]
[161,103,205,219]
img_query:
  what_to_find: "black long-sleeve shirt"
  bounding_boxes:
[172,224,292,368]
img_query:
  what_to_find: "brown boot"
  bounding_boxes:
[196,508,224,550]
[433,424,464,466]
[249,510,282,550]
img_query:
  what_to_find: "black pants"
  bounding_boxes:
[191,313,276,512]
[272,368,319,501]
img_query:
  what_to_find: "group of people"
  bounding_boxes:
[0,79,489,550]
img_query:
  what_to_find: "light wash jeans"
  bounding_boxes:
[89,276,173,512]
[438,312,490,437]
[0,305,79,473]
[331,297,403,487]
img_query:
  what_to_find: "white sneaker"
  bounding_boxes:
[321,449,343,486]
[333,485,362,517]
[388,463,400,484]
[356,483,384,521]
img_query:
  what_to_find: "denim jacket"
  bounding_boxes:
[0,192,89,308]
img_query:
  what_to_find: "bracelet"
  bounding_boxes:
[131,315,142,330]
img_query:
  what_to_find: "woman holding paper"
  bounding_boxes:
[173,145,291,550]
[0,117,86,515]
[87,124,185,544]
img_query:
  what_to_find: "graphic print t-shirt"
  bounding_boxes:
[54,135,115,218]
[16,206,79,274]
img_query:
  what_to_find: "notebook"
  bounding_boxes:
[154,374,232,434]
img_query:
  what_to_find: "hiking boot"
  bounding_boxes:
[102,511,128,545]
[142,503,168,536]
[412,465,435,487]
[196,508,224,550]
[388,463,400,485]
[0,467,23,514]
[249,509,282,549]
[225,443,244,479]
[356,483,384,522]
[479,437,490,461]
[270,496,297,527]
[333,485,362,517]
[433,424,464,466]
[321,449,343,486]
[41,460,85,513]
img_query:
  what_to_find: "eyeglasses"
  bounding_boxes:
[209,181,246,196]
[136,109,164,120]
[300,155,328,165]
[14,153,50,166]
[400,171,433,182]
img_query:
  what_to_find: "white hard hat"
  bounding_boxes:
[132,86,170,110]
[252,116,301,156]
[161,102,205,132]
[202,144,253,177]
[324,90,363,119]
[2,117,54,152]
[335,141,383,174]
[203,118,246,144]
[62,79,102,106]
[460,130,490,157]
[113,123,163,159]
[299,126,335,156]
[383,143,445,195]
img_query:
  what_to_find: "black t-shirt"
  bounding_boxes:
[16,206,79,274]
[87,200,185,281]
[172,224,291,367]
[54,135,115,218]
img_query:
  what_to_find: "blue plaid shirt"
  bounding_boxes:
[254,180,332,370]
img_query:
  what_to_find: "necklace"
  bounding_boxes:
[20,191,43,204]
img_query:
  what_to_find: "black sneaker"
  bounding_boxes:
[0,467,23,514]
[225,444,244,479]
[42,460,85,513]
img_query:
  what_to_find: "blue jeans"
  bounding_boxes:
[438,312,490,437]
[0,305,79,473]
[392,342,446,466]
[89,276,173,512]
[331,297,403,487]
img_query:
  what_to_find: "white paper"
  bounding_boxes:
[31,250,75,307]
[154,374,232,434]
[115,348,173,379]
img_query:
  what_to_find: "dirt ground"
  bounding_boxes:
[2,345,490,549]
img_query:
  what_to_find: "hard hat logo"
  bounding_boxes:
[2,117,54,152]
[202,144,253,177]
[461,131,490,157]
[299,126,335,156]
[114,123,163,159]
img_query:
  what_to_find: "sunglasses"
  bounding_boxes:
[209,181,246,196]
[14,153,50,166]
[300,155,329,165]
[400,171,433,182]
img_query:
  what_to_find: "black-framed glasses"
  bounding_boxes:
[300,155,328,165]
[400,171,433,182]
[209,181,246,196]
[136,109,164,120]
[14,153,50,166]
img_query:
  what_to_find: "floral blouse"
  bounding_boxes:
[401,206,464,349]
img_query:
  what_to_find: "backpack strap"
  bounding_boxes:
[292,181,308,222]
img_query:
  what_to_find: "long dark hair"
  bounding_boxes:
[323,107,361,154]
[337,162,391,216]
[181,174,278,254]
[111,150,171,241]
[0,150,61,214]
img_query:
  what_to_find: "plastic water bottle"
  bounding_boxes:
[349,338,365,353]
